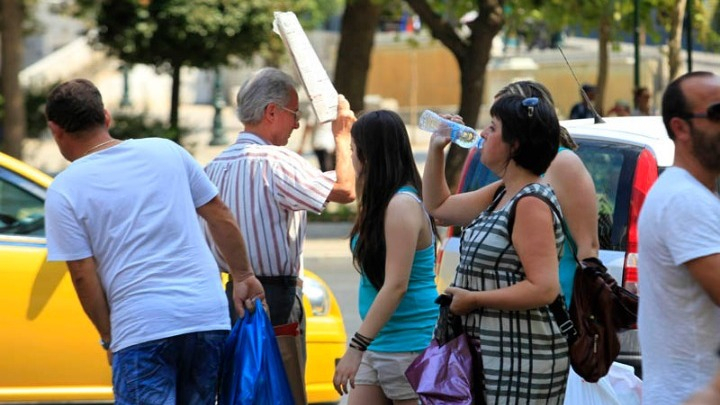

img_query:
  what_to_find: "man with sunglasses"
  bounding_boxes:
[202,67,356,405]
[638,71,720,405]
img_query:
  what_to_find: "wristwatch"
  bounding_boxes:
[100,338,111,350]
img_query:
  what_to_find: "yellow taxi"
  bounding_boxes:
[0,151,346,403]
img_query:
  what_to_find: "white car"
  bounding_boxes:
[436,116,676,376]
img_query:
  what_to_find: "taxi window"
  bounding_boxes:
[0,171,46,237]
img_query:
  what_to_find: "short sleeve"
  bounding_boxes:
[270,151,334,214]
[45,187,93,261]
[663,191,720,266]
[177,144,218,208]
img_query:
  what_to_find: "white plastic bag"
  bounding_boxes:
[564,362,642,405]
[564,367,622,405]
[605,362,642,405]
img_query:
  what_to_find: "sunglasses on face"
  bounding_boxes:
[681,102,720,122]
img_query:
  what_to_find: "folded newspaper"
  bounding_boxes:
[273,11,338,123]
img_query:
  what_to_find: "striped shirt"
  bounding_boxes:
[203,132,335,276]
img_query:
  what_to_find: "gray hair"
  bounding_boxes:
[236,68,297,125]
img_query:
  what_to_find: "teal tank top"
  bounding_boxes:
[556,146,578,307]
[353,186,439,352]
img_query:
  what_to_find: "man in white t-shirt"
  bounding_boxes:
[638,71,720,405]
[44,79,264,404]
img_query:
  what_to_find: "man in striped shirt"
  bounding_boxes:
[203,67,356,404]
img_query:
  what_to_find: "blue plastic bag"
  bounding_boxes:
[218,298,294,405]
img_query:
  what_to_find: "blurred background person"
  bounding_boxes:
[569,84,597,119]
[299,109,336,172]
[607,100,632,117]
[632,86,657,116]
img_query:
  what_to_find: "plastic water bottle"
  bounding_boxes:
[418,110,483,149]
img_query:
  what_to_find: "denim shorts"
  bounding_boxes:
[354,350,421,400]
[112,330,228,405]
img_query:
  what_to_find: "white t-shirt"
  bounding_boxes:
[638,167,720,405]
[46,138,229,352]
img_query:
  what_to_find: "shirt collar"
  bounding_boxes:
[235,131,271,146]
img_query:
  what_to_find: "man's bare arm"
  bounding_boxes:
[66,257,111,345]
[197,196,265,317]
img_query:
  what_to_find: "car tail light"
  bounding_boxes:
[624,148,658,294]
[435,227,454,274]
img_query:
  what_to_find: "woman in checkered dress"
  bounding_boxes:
[422,94,569,404]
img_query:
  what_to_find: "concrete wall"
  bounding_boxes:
[365,37,664,124]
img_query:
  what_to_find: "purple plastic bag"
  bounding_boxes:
[405,334,477,405]
[405,294,485,405]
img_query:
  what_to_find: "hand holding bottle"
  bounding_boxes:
[418,110,483,149]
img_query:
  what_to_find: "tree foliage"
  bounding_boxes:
[73,0,341,140]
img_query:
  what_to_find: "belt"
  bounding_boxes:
[228,274,301,287]
[256,275,299,287]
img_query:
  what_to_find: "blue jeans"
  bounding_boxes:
[112,330,228,405]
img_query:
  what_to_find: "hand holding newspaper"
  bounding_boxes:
[273,11,338,123]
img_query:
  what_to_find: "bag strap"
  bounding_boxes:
[506,191,579,344]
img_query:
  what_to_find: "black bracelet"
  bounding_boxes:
[353,332,373,346]
[349,342,366,352]
[350,336,368,350]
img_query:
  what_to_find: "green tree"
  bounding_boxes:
[87,0,274,142]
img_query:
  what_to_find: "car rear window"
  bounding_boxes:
[454,140,647,252]
[574,140,644,252]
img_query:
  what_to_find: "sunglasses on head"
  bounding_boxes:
[681,102,720,122]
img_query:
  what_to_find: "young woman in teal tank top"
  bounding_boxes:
[332,110,438,405]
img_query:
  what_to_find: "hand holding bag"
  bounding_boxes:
[218,298,294,405]
[405,294,486,405]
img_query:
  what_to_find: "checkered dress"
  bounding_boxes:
[453,183,569,404]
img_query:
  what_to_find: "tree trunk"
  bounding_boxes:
[668,0,687,80]
[445,15,500,193]
[595,14,610,116]
[334,0,382,111]
[406,0,503,192]
[1,0,26,159]
[169,64,181,143]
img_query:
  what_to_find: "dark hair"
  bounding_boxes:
[349,110,434,290]
[633,86,649,99]
[489,94,560,175]
[45,79,106,133]
[662,71,714,140]
[496,80,577,150]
